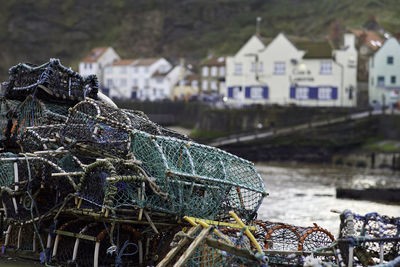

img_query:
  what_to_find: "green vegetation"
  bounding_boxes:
[362,139,400,153]
[1,0,400,78]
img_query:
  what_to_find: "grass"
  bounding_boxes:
[362,138,400,153]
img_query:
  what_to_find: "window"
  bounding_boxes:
[191,80,198,87]
[107,79,113,87]
[259,62,264,73]
[377,76,385,86]
[84,63,88,69]
[144,79,149,86]
[391,76,396,84]
[202,67,209,76]
[274,62,285,75]
[250,87,263,99]
[234,63,242,75]
[120,79,127,87]
[387,56,394,65]
[296,87,309,100]
[202,80,208,91]
[145,67,149,72]
[251,62,256,72]
[233,87,241,99]
[89,63,92,69]
[320,61,332,74]
[105,67,112,74]
[156,78,163,84]
[134,67,138,73]
[318,87,332,100]
[159,89,164,96]
[121,66,127,73]
[371,76,374,86]
[132,79,138,86]
[211,66,217,77]
[219,67,225,77]
[211,81,217,91]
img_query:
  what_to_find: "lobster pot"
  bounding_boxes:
[52,219,88,265]
[339,211,400,265]
[5,59,98,101]
[60,99,132,158]
[122,109,189,140]
[130,130,267,221]
[78,159,145,211]
[1,156,76,221]
[5,62,50,100]
[6,96,69,149]
[37,59,98,100]
[0,97,20,143]
[19,124,63,152]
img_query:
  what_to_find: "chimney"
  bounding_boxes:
[344,33,355,48]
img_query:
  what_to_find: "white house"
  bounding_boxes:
[368,37,400,107]
[200,56,226,95]
[103,58,173,101]
[226,33,358,107]
[79,47,120,87]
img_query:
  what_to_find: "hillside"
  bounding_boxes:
[0,0,399,80]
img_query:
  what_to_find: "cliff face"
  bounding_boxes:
[0,0,399,79]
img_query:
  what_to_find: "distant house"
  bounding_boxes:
[79,47,120,89]
[200,56,226,95]
[226,33,358,107]
[103,58,174,101]
[172,70,199,100]
[368,37,400,107]
[348,29,384,81]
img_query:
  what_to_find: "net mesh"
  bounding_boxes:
[130,130,266,221]
[338,210,400,266]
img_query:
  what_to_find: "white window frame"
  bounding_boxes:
[120,78,127,87]
[259,62,264,73]
[106,79,113,87]
[250,86,263,99]
[274,62,285,75]
[320,61,332,75]
[211,66,217,77]
[121,66,127,74]
[318,87,332,100]
[202,67,209,77]
[211,81,217,91]
[219,66,225,77]
[234,63,242,75]
[202,80,208,91]
[233,87,241,99]
[296,87,309,100]
[251,62,256,72]
[191,80,198,87]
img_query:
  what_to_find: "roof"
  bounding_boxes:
[82,47,109,63]
[348,29,384,51]
[184,74,199,82]
[255,34,271,46]
[152,68,173,78]
[293,40,333,59]
[202,56,226,67]
[112,59,137,66]
[135,58,160,66]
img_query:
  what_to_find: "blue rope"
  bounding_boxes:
[115,240,138,267]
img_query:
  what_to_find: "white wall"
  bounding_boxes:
[369,38,400,106]
[225,33,358,107]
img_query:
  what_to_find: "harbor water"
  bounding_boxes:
[256,163,400,236]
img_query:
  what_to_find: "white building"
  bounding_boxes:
[368,37,400,107]
[226,33,358,107]
[79,47,120,87]
[103,58,174,101]
[200,56,226,95]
